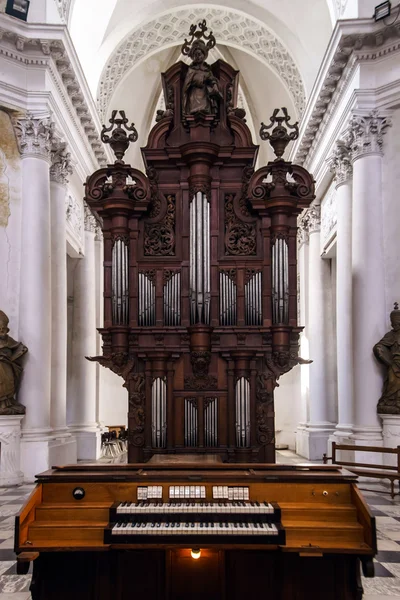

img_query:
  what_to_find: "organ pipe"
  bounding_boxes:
[245,271,262,326]
[271,238,289,324]
[151,377,167,448]
[189,192,210,324]
[184,398,198,447]
[112,239,129,325]
[219,272,237,326]
[204,398,218,447]
[163,272,181,326]
[138,272,156,326]
[235,378,250,448]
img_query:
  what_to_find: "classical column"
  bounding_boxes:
[350,110,391,447]
[329,141,354,441]
[49,140,77,463]
[94,225,104,429]
[295,214,310,457]
[68,203,101,459]
[14,115,54,480]
[303,204,335,459]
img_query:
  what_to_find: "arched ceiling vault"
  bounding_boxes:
[96,6,307,122]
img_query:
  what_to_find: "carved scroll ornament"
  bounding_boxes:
[225,193,256,255]
[144,194,176,256]
[128,373,146,447]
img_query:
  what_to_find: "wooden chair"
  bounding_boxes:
[323,442,400,499]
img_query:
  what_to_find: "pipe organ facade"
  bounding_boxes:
[85,24,315,463]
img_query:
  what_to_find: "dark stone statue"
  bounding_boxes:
[374,303,400,414]
[182,39,222,116]
[0,310,27,415]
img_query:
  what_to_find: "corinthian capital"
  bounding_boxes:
[297,213,309,247]
[50,140,73,185]
[349,110,391,161]
[84,201,97,233]
[306,203,321,234]
[13,114,54,160]
[328,140,352,185]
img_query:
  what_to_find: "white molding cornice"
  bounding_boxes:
[0,13,112,170]
[290,16,400,167]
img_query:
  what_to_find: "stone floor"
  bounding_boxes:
[0,450,399,599]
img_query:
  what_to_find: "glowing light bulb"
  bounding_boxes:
[191,547,201,560]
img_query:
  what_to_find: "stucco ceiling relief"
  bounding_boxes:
[97,8,306,121]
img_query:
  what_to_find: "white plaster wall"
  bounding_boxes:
[99,369,128,429]
[275,367,302,450]
[0,109,21,337]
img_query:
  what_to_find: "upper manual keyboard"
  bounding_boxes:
[113,501,278,516]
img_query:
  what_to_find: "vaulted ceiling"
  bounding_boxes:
[68,0,335,167]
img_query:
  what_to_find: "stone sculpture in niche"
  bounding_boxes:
[374,303,400,414]
[181,20,222,116]
[0,311,27,415]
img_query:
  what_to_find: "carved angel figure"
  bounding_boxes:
[0,311,27,415]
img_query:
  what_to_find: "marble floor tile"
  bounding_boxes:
[0,575,30,593]
[378,540,400,551]
[363,577,400,595]
[0,594,31,600]
[364,596,400,599]
[0,565,17,578]
[380,530,400,542]
[0,520,15,533]
[0,509,20,519]
[0,540,15,550]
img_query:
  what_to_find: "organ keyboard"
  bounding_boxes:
[14,463,377,600]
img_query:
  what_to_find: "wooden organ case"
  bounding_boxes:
[85,22,315,464]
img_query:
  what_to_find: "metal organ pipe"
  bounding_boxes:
[235,378,250,447]
[112,239,129,325]
[272,238,289,324]
[151,377,166,448]
[163,272,181,326]
[189,193,210,324]
[245,272,262,326]
[204,398,218,447]
[139,273,156,327]
[184,399,198,447]
[219,272,237,326]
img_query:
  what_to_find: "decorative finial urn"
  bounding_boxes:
[260,107,299,159]
[101,110,138,163]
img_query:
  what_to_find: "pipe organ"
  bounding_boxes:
[85,23,315,463]
[17,23,377,600]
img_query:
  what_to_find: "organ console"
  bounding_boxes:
[15,463,376,599]
[15,19,377,600]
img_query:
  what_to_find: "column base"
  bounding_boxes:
[69,427,102,460]
[350,426,383,464]
[381,415,400,467]
[51,431,77,466]
[0,415,24,486]
[295,422,335,460]
[327,425,354,457]
[20,430,53,482]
